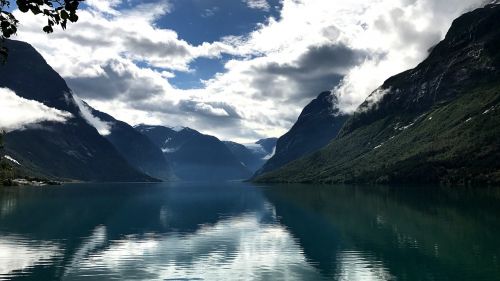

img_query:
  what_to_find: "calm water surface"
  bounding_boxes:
[0,182,499,281]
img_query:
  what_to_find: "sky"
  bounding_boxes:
[4,0,491,142]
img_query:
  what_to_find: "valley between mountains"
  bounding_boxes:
[1,4,499,186]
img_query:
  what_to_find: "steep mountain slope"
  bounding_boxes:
[89,108,172,181]
[0,40,154,182]
[136,125,252,181]
[256,4,500,185]
[255,91,349,176]
[224,138,277,173]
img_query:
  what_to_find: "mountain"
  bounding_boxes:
[89,107,172,181]
[223,141,263,173]
[136,125,252,181]
[224,138,277,173]
[255,4,500,185]
[255,91,349,176]
[255,138,278,155]
[0,40,155,182]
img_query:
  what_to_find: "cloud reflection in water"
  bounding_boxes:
[62,214,323,281]
[0,236,61,279]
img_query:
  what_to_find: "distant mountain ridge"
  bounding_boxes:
[255,4,500,185]
[136,125,253,181]
[224,138,277,173]
[89,107,173,181]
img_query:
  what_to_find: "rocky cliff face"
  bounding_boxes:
[255,4,500,185]
[342,3,500,137]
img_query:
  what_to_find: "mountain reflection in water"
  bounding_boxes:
[0,183,499,281]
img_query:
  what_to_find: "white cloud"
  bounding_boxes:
[85,0,122,15]
[72,94,112,136]
[208,0,486,113]
[13,0,233,74]
[11,0,488,142]
[243,0,271,11]
[196,0,486,137]
[188,102,230,117]
[0,88,73,132]
[326,0,487,112]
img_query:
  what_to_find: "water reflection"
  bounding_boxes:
[0,183,499,280]
[0,235,61,279]
[335,251,394,281]
[264,184,500,280]
[62,215,320,280]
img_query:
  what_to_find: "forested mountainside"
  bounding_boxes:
[255,4,500,185]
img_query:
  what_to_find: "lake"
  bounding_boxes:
[0,182,499,281]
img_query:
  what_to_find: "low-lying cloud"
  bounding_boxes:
[0,88,73,132]
[72,95,112,136]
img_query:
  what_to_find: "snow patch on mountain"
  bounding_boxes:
[3,155,21,165]
[161,147,178,153]
[169,126,185,132]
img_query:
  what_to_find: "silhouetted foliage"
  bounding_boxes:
[0,0,83,61]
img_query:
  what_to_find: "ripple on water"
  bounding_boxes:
[335,250,393,281]
[58,214,324,280]
[0,234,63,281]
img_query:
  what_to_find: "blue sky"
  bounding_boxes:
[158,0,282,44]
[8,0,488,142]
[124,0,283,89]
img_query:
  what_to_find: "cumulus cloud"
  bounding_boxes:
[248,44,367,103]
[0,88,73,132]
[12,0,489,142]
[66,59,170,102]
[330,0,487,112]
[178,100,238,118]
[14,0,233,75]
[213,0,487,111]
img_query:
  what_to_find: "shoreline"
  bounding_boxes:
[2,178,64,187]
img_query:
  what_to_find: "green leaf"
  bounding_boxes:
[17,4,29,13]
[42,25,53,33]
[60,10,68,20]
[68,12,78,22]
